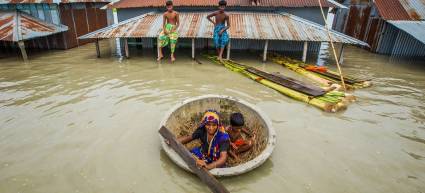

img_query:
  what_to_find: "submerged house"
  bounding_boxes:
[0,0,111,59]
[79,0,367,62]
[332,0,425,57]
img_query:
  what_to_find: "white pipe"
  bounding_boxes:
[112,8,122,57]
[263,40,269,62]
[192,38,195,59]
[302,41,308,62]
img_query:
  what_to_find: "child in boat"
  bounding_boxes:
[226,113,255,160]
[178,110,230,170]
[206,0,230,62]
[157,0,180,62]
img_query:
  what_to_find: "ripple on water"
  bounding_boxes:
[1,43,425,193]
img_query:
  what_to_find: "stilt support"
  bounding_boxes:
[192,38,195,59]
[157,38,160,59]
[226,39,231,60]
[124,38,129,58]
[339,44,345,64]
[95,39,100,58]
[263,40,269,62]
[302,41,308,62]
[18,41,28,61]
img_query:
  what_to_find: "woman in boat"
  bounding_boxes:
[178,110,230,170]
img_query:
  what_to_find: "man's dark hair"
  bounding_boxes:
[219,0,227,6]
[166,0,173,6]
[230,113,244,127]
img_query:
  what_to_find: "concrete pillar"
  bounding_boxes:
[302,41,308,62]
[263,40,269,62]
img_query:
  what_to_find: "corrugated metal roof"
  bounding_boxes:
[388,20,425,44]
[0,11,68,41]
[0,0,111,4]
[375,0,425,20]
[79,12,368,46]
[108,0,337,9]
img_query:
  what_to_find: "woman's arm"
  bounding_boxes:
[206,151,228,169]
[177,135,193,144]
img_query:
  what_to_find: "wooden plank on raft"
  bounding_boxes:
[246,67,327,97]
[158,126,230,193]
[306,70,360,84]
[294,63,361,84]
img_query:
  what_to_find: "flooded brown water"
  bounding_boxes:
[1,41,425,193]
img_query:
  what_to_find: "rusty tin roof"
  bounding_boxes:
[108,0,337,9]
[0,11,68,41]
[79,12,367,46]
[0,0,111,4]
[375,0,425,20]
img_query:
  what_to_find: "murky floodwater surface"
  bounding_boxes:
[1,41,424,193]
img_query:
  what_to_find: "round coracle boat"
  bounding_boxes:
[159,95,276,177]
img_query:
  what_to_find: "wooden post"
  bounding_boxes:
[226,39,231,60]
[159,126,230,193]
[124,38,129,58]
[192,38,195,59]
[17,41,28,61]
[95,39,100,58]
[157,38,160,59]
[338,44,345,64]
[302,41,308,62]
[263,40,269,62]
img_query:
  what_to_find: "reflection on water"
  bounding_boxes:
[1,41,425,193]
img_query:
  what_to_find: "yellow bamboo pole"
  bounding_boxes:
[318,0,347,91]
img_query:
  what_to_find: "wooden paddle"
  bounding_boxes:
[159,126,230,193]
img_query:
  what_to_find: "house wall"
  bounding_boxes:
[0,2,108,50]
[377,22,425,57]
[58,3,108,49]
[332,0,383,51]
[332,0,425,57]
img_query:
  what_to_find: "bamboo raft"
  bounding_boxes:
[205,55,355,113]
[268,53,372,90]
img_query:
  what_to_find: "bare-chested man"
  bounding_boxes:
[157,0,179,62]
[206,0,230,62]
